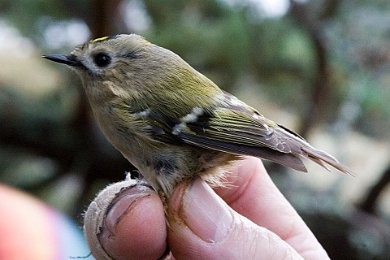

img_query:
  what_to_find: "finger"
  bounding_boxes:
[167,179,304,259]
[213,157,329,259]
[84,180,168,260]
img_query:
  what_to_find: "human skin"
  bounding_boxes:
[96,157,329,259]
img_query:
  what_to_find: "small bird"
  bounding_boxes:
[43,34,350,195]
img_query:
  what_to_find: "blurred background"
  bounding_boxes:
[0,0,389,259]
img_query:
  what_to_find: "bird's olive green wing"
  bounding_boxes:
[140,92,350,174]
[169,106,309,171]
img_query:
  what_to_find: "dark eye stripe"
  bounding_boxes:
[124,51,138,59]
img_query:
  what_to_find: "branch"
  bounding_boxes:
[358,166,390,215]
[288,0,341,137]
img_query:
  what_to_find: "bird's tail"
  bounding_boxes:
[274,125,352,175]
[300,145,352,175]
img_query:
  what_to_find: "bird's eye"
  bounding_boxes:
[93,53,111,67]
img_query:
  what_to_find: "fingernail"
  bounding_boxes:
[104,185,152,235]
[84,180,154,260]
[179,179,233,243]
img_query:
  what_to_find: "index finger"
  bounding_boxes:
[213,157,329,259]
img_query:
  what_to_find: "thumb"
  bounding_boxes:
[168,179,304,259]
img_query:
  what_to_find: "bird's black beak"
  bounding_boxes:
[42,54,82,67]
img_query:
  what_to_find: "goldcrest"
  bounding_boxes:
[44,34,350,195]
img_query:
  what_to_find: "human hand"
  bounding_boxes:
[84,157,329,259]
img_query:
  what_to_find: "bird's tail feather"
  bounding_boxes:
[301,146,352,175]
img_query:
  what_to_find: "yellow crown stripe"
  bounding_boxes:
[90,36,110,44]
